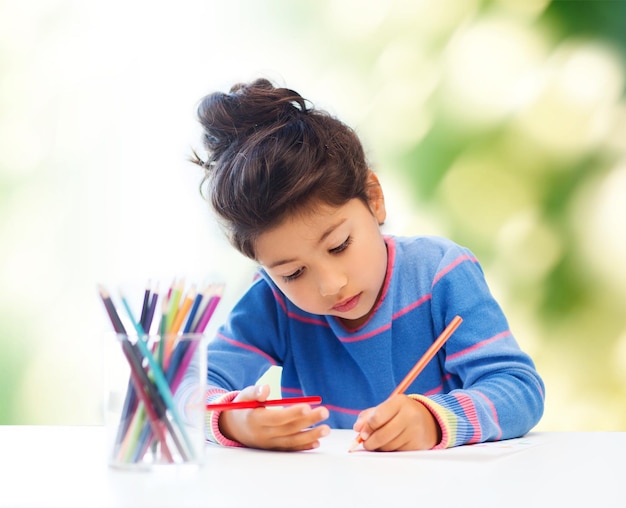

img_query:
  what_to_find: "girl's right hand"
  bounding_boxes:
[218,384,331,451]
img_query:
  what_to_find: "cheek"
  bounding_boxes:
[359,239,387,284]
[276,281,320,313]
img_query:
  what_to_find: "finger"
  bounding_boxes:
[362,423,404,452]
[367,398,402,429]
[357,399,402,448]
[234,384,270,403]
[266,424,331,451]
[250,406,330,450]
[353,408,374,433]
[255,404,329,434]
[362,396,437,451]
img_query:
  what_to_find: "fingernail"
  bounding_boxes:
[360,431,370,441]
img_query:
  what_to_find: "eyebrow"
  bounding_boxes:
[266,218,347,269]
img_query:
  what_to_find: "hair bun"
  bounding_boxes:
[196,78,309,159]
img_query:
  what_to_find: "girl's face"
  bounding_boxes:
[255,176,387,328]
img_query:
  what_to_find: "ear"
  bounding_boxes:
[366,170,386,225]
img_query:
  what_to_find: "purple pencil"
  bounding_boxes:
[169,290,222,391]
[193,288,223,334]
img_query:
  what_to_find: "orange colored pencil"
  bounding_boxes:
[163,282,195,368]
[168,285,197,335]
[348,315,463,452]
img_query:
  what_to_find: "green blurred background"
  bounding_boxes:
[1,0,625,431]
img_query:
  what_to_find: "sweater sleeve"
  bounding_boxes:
[205,389,244,447]
[203,275,287,446]
[421,243,545,449]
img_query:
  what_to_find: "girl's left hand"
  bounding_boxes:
[352,394,441,451]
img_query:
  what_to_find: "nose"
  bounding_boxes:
[317,267,348,297]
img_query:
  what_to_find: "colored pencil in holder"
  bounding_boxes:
[99,281,222,465]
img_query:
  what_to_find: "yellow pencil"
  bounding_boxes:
[165,278,183,332]
[168,285,197,335]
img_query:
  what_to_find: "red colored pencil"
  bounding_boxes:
[206,396,322,411]
[348,315,463,452]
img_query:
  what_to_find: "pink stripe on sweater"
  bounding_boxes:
[432,253,478,286]
[392,293,432,320]
[286,312,329,326]
[446,330,511,362]
[217,333,278,365]
[423,384,443,396]
[338,322,391,343]
[475,390,502,440]
[281,387,304,395]
[452,392,482,444]
[422,374,452,396]
[324,404,362,415]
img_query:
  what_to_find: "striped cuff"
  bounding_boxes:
[205,390,244,448]
[407,394,454,449]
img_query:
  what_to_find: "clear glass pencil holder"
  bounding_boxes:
[104,333,206,471]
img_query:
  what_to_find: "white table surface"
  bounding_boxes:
[1,426,624,508]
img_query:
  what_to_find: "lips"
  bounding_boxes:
[332,293,361,313]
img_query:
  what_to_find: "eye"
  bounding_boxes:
[329,236,352,255]
[282,267,305,282]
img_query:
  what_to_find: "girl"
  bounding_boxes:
[191,78,545,452]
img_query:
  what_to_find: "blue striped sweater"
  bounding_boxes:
[203,235,545,448]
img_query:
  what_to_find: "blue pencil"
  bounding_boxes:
[183,290,204,334]
[163,290,204,385]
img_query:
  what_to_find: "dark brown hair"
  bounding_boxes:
[192,78,370,259]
